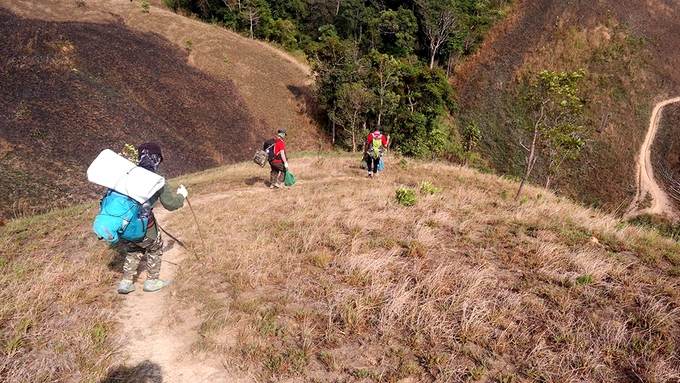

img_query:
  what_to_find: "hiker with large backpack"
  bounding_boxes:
[363,125,388,178]
[266,127,289,188]
[101,142,188,294]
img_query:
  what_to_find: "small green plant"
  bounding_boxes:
[264,355,283,373]
[497,373,518,383]
[318,351,338,371]
[118,143,138,164]
[186,39,194,48]
[91,325,107,346]
[223,54,228,63]
[32,130,48,140]
[351,369,371,379]
[396,186,417,206]
[419,181,442,195]
[141,1,150,12]
[76,1,86,7]
[576,274,594,285]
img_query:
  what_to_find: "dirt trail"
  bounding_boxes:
[115,180,344,381]
[117,203,239,382]
[626,97,680,219]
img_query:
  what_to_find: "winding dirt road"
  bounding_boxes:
[626,97,680,219]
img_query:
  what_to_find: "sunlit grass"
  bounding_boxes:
[2,153,680,382]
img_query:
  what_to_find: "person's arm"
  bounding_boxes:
[158,182,185,211]
[280,149,288,167]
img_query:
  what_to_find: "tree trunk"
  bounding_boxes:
[332,120,336,144]
[515,124,540,201]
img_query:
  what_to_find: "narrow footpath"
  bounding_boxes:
[626,97,680,220]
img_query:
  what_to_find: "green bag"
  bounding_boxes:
[284,171,296,186]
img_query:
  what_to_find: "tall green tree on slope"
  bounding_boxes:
[515,69,586,201]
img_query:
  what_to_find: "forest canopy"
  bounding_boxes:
[167,0,511,157]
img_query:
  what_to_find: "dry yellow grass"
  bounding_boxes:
[2,154,680,382]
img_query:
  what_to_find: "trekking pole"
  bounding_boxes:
[158,223,202,263]
[158,224,186,248]
[185,196,206,257]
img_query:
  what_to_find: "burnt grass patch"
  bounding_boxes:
[0,8,262,219]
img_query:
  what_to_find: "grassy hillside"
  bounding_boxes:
[7,0,680,223]
[0,0,320,220]
[2,154,679,382]
[453,0,680,212]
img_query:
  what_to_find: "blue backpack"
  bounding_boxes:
[93,190,150,243]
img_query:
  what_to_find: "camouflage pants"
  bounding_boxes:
[121,232,164,280]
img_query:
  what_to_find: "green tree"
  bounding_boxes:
[367,51,401,126]
[267,0,308,26]
[391,61,456,157]
[267,18,298,49]
[336,0,376,47]
[515,69,586,201]
[306,32,367,145]
[461,121,482,166]
[379,7,418,58]
[333,82,375,152]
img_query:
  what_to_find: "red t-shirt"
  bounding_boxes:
[272,137,286,162]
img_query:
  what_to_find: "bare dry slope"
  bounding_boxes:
[0,0,319,220]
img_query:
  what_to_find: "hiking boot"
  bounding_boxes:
[117,279,135,294]
[276,182,284,188]
[143,279,171,292]
[367,173,373,178]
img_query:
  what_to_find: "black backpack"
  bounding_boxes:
[263,138,277,161]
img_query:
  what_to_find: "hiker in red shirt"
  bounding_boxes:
[363,126,387,178]
[269,128,289,188]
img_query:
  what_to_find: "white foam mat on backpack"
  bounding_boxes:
[87,149,166,203]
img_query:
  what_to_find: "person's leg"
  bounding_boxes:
[367,157,376,176]
[122,244,144,281]
[137,233,170,292]
[269,161,278,187]
[118,240,145,294]
[141,234,164,280]
[270,161,285,186]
